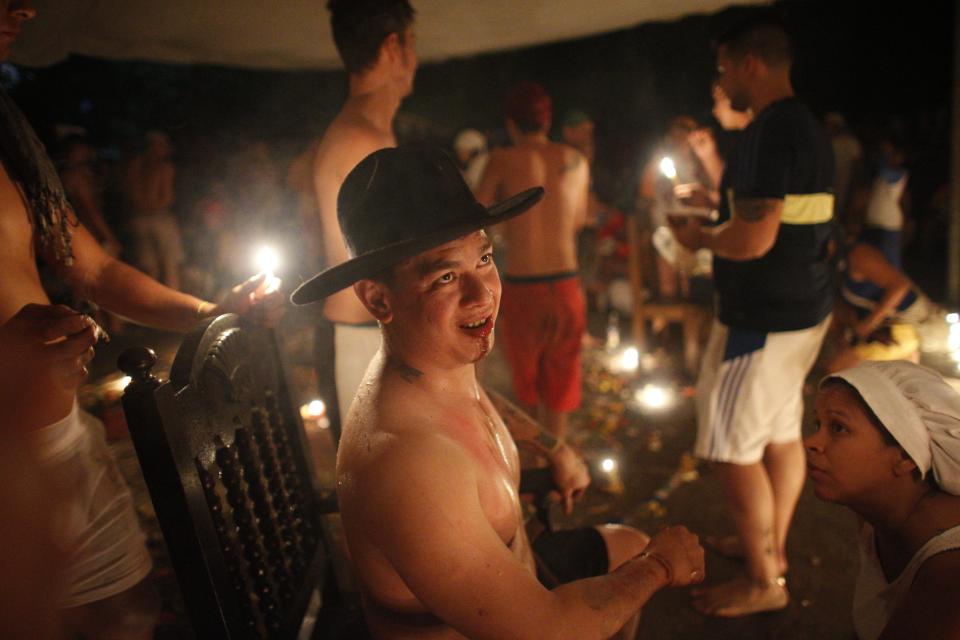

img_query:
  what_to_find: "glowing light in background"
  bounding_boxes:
[255,246,282,294]
[300,399,330,430]
[659,156,677,180]
[947,312,959,324]
[949,323,960,351]
[634,383,675,412]
[617,346,640,373]
[308,399,325,417]
[600,457,617,473]
[116,375,132,391]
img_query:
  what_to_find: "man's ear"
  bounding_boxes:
[354,280,393,323]
[380,31,402,66]
[743,54,766,79]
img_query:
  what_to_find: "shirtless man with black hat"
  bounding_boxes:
[291,145,705,639]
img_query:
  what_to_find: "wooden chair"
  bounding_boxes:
[626,214,708,376]
[118,314,340,639]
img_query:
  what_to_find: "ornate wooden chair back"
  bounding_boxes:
[118,314,337,639]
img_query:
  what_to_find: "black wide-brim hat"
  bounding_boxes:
[291,145,543,305]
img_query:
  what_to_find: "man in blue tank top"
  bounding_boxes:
[670,15,834,616]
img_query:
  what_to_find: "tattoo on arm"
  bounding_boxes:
[734,198,782,223]
[534,429,559,454]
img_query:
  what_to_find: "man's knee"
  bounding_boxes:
[64,576,160,640]
[596,524,650,572]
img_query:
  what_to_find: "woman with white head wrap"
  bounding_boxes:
[806,360,960,639]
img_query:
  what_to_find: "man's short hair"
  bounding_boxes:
[715,15,793,67]
[327,0,415,75]
[505,81,553,134]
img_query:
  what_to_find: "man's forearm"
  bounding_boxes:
[700,198,781,260]
[89,258,208,332]
[546,555,668,640]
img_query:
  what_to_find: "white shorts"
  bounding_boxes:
[694,315,831,464]
[30,403,153,609]
[334,323,381,419]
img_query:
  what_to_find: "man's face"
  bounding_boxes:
[715,46,750,113]
[383,230,500,369]
[0,1,35,61]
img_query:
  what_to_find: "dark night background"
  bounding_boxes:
[7,0,956,294]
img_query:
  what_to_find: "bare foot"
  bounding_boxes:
[703,534,788,574]
[691,575,789,617]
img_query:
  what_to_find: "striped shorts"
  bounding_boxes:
[694,315,830,464]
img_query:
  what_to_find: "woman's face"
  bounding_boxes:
[804,383,904,505]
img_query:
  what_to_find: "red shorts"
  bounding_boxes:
[499,273,585,412]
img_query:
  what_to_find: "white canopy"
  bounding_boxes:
[12,0,763,70]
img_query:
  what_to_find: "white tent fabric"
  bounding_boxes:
[11,1,764,70]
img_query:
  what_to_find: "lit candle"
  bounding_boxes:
[634,382,675,412]
[608,345,640,374]
[598,456,624,495]
[299,398,330,431]
[255,246,282,294]
[659,156,678,185]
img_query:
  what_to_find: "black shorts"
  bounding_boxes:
[532,527,609,587]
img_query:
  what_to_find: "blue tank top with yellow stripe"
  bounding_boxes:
[714,97,835,332]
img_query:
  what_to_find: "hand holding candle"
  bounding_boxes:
[206,246,286,325]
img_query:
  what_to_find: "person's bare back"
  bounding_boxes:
[313,99,396,323]
[477,141,588,277]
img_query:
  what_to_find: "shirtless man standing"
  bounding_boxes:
[291,145,704,640]
[123,130,183,289]
[0,3,278,636]
[312,0,416,436]
[475,82,590,441]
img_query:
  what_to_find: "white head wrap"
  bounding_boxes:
[823,361,960,495]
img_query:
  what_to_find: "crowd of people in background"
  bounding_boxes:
[41,85,953,361]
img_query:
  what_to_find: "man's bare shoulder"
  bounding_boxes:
[338,406,476,517]
[557,144,588,175]
[314,114,393,181]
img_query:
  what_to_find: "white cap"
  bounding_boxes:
[454,129,486,154]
